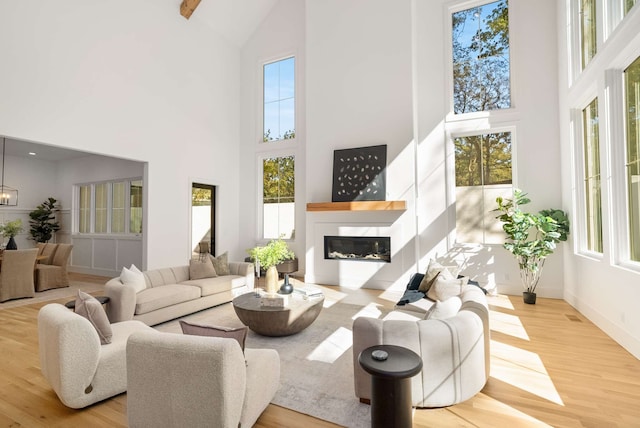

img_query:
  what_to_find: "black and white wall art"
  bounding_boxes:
[332,144,387,202]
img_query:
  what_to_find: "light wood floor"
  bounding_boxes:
[1,274,639,427]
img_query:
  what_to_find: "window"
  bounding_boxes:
[582,98,603,252]
[580,0,597,70]
[624,56,640,261]
[624,0,637,15]
[454,132,512,244]
[263,57,295,142]
[452,0,510,114]
[75,179,143,235]
[263,156,294,239]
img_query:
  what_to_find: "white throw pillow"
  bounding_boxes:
[417,259,456,292]
[120,264,146,293]
[425,296,462,320]
[426,276,469,301]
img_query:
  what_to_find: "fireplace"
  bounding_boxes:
[324,236,391,263]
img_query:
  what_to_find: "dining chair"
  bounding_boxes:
[35,243,73,292]
[0,248,39,302]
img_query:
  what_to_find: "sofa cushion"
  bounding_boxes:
[425,296,462,320]
[121,265,146,293]
[145,266,190,287]
[181,275,245,296]
[189,257,217,280]
[75,290,113,344]
[134,284,201,315]
[427,276,469,301]
[209,252,230,276]
[179,320,248,351]
[418,260,455,292]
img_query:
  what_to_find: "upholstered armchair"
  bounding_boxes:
[35,243,73,291]
[37,303,153,409]
[126,331,280,428]
[0,248,38,302]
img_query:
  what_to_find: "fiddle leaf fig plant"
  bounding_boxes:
[495,189,570,295]
[29,197,60,243]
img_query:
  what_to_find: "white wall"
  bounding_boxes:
[558,1,640,358]
[239,0,306,267]
[0,0,243,269]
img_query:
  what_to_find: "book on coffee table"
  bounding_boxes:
[294,285,323,297]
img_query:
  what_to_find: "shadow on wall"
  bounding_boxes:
[435,244,502,294]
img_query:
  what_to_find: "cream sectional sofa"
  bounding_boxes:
[105,261,254,326]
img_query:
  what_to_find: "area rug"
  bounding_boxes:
[0,279,105,310]
[155,298,393,428]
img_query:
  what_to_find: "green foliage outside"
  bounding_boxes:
[263,129,295,142]
[454,132,512,187]
[263,156,295,204]
[29,197,61,243]
[495,189,570,293]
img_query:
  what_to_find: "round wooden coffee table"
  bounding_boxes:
[232,292,324,337]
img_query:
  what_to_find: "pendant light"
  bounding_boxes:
[0,137,18,206]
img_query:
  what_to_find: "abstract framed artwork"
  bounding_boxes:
[332,144,386,202]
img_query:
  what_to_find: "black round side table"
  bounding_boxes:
[359,345,423,428]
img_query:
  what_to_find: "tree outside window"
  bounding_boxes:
[263,156,295,239]
[580,0,597,70]
[624,56,640,262]
[582,98,603,253]
[454,132,512,244]
[452,0,510,114]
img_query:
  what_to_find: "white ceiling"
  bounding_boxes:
[2,138,93,162]
[190,0,278,47]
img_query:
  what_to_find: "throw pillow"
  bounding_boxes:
[418,259,455,292]
[120,264,146,293]
[179,320,248,352]
[424,296,462,320]
[427,276,469,301]
[189,257,217,280]
[75,290,113,345]
[209,251,230,276]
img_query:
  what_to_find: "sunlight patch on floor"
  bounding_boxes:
[487,294,515,310]
[490,309,530,341]
[306,326,352,363]
[491,340,564,405]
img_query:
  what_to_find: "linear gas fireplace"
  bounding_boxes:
[324,236,391,263]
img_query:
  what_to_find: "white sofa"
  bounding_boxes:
[352,284,490,408]
[126,330,280,428]
[105,261,254,326]
[37,303,154,409]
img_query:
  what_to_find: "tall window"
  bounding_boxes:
[75,179,143,235]
[452,0,510,114]
[454,132,512,244]
[624,0,637,15]
[582,98,603,252]
[624,56,640,262]
[263,57,295,142]
[263,156,295,239]
[580,0,597,70]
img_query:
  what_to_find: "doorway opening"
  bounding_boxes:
[191,183,216,258]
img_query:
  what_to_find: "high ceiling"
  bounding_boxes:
[187,0,278,47]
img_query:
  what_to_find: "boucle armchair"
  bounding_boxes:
[37,303,153,409]
[0,248,38,302]
[352,285,490,408]
[126,331,280,428]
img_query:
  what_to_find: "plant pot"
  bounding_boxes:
[523,291,537,304]
[5,236,17,250]
[265,266,279,294]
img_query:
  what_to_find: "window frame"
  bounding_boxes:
[261,55,297,144]
[256,150,296,242]
[73,177,143,235]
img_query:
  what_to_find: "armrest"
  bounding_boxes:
[104,278,137,322]
[228,261,255,290]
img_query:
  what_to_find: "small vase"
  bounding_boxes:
[523,291,537,304]
[265,266,279,294]
[5,236,17,250]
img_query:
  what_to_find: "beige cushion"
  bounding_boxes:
[418,259,455,292]
[189,257,217,280]
[209,251,230,276]
[425,296,462,320]
[120,265,146,293]
[180,320,248,351]
[427,276,469,301]
[134,284,201,314]
[75,290,113,345]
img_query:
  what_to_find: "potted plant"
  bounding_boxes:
[247,237,295,294]
[495,189,570,304]
[29,197,60,243]
[0,219,24,250]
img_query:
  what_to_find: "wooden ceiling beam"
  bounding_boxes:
[180,0,202,19]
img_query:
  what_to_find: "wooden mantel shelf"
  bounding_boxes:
[306,200,406,212]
